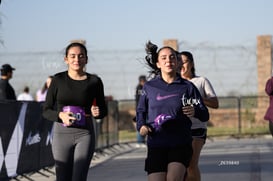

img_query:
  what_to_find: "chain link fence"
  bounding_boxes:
[0,40,260,100]
[1,41,271,142]
[117,96,270,143]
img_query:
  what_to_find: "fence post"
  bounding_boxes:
[238,96,242,137]
[106,102,110,147]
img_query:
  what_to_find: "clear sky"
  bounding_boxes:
[0,0,272,52]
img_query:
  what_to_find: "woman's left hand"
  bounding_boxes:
[91,105,100,117]
[182,105,195,117]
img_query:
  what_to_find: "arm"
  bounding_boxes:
[136,91,151,136]
[91,77,107,119]
[265,77,273,96]
[42,77,77,126]
[191,84,210,122]
[136,87,149,131]
[202,77,219,108]
[203,97,219,109]
[42,77,60,122]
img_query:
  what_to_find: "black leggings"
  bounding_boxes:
[52,129,95,181]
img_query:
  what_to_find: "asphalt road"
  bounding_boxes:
[10,136,273,181]
[200,136,273,181]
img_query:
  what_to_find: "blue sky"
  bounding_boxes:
[0,0,272,52]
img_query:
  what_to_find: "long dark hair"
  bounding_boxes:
[41,75,53,94]
[145,41,176,77]
[41,82,48,94]
[145,41,159,76]
[180,51,196,77]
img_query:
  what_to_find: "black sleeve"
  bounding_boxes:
[42,77,60,122]
[94,77,108,119]
[0,82,8,99]
[9,85,16,100]
[190,83,210,122]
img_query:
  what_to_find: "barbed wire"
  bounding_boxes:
[178,40,257,97]
[0,41,261,99]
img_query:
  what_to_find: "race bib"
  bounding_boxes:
[62,106,86,126]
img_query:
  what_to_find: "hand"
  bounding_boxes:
[182,105,195,117]
[91,105,100,117]
[139,125,152,136]
[59,112,76,126]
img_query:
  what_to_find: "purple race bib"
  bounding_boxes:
[62,106,86,126]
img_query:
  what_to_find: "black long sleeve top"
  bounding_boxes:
[43,71,107,132]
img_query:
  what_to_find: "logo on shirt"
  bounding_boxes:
[181,94,201,106]
[156,93,179,101]
[154,114,174,131]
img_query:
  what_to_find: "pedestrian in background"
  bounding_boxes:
[264,76,273,137]
[43,42,107,181]
[0,64,16,100]
[179,51,218,181]
[17,86,34,101]
[136,41,209,181]
[36,75,53,102]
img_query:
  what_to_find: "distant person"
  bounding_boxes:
[136,41,209,181]
[179,51,219,181]
[36,76,53,102]
[132,75,147,146]
[0,64,16,100]
[264,76,273,137]
[43,42,107,181]
[17,86,34,101]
